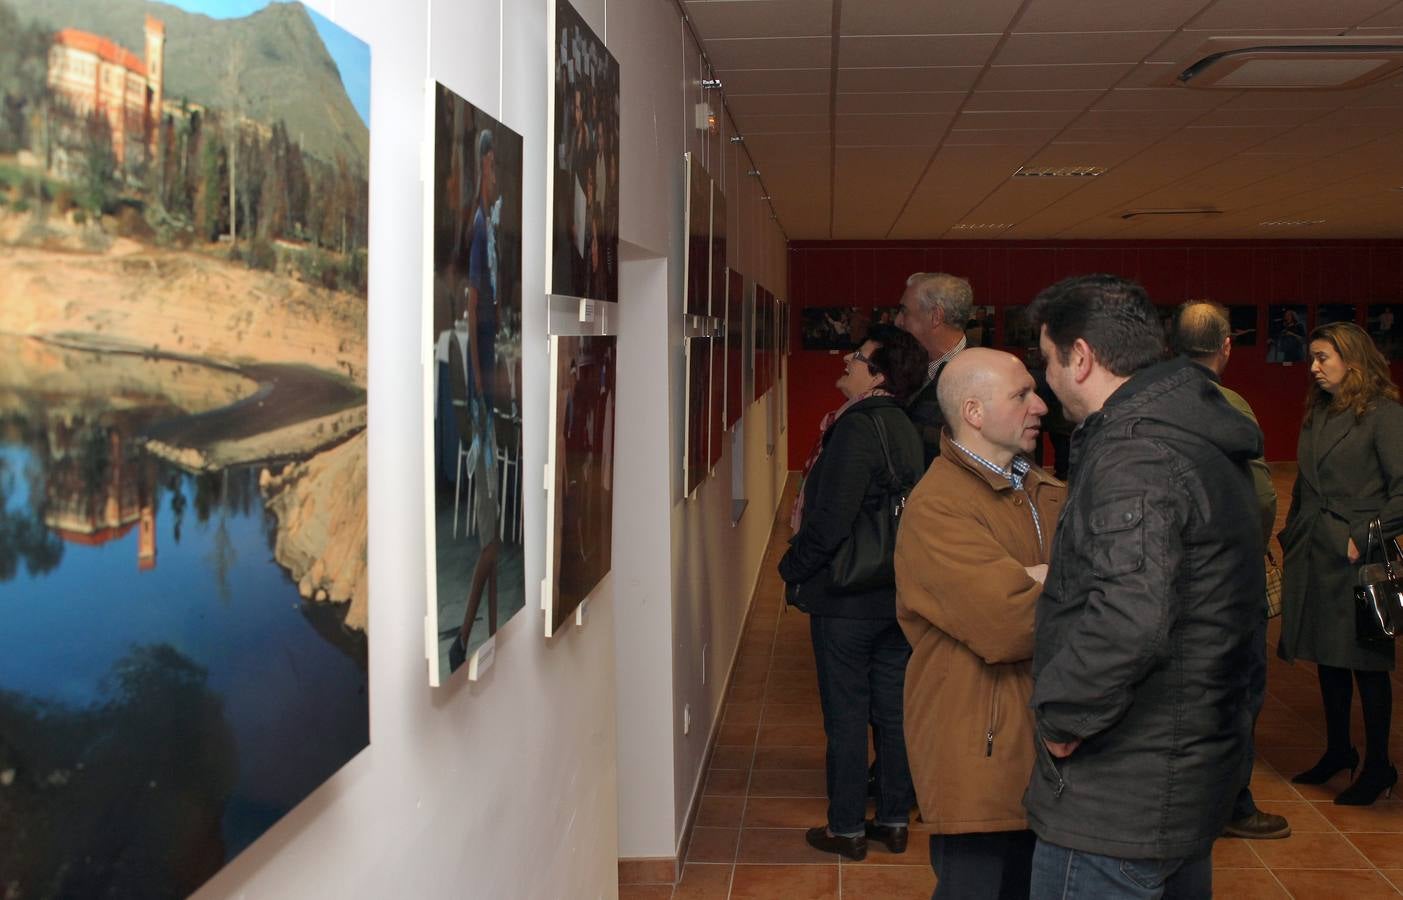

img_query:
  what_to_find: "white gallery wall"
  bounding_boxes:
[189,0,788,896]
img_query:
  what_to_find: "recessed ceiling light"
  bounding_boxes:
[1259,218,1325,227]
[951,223,1013,230]
[1013,165,1106,178]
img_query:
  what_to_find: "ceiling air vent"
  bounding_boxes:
[951,222,1013,231]
[1259,218,1325,227]
[1013,165,1105,178]
[1168,36,1403,90]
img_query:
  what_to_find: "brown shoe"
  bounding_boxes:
[1223,811,1291,840]
[805,826,868,861]
[864,821,909,853]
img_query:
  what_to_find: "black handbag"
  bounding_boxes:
[828,413,913,594]
[1355,517,1403,644]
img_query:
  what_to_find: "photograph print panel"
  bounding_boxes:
[545,335,616,635]
[426,83,526,685]
[1228,305,1258,346]
[550,0,620,302]
[684,335,710,496]
[1266,304,1309,363]
[683,153,711,317]
[1368,304,1403,360]
[0,1,370,895]
[725,269,744,430]
[1316,303,1358,327]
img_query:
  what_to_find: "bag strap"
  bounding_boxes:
[869,412,898,485]
[1366,517,1399,580]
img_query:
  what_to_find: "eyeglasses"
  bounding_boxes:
[850,349,873,365]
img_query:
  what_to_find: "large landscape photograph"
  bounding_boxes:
[0,0,370,894]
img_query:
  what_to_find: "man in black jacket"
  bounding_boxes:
[896,272,971,469]
[1024,275,1264,899]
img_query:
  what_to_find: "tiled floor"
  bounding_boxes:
[621,464,1403,899]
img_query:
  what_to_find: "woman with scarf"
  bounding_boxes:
[780,324,928,861]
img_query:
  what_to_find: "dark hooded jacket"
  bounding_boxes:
[1025,358,1265,861]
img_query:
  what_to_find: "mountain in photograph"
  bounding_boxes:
[6,0,367,169]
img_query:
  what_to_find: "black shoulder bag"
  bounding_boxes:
[827,413,913,594]
[1356,517,1403,644]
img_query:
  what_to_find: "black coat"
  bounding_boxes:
[779,396,923,618]
[906,376,944,470]
[1026,358,1264,861]
[1278,398,1403,672]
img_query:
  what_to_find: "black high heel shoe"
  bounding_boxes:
[1335,764,1398,806]
[1291,747,1359,785]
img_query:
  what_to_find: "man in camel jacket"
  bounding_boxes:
[895,348,1066,900]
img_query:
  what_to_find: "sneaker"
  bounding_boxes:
[1223,811,1291,840]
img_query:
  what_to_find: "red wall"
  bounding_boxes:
[787,240,1403,469]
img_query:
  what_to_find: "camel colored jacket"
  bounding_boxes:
[895,432,1065,834]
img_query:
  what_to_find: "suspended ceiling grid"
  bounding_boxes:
[682,0,1403,239]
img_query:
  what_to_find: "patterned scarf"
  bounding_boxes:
[790,387,892,531]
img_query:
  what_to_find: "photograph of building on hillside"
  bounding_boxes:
[0,0,370,895]
[550,0,619,302]
[426,82,525,686]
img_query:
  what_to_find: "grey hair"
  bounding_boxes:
[905,272,974,327]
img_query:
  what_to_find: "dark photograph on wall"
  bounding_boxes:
[0,1,370,895]
[711,189,727,318]
[1228,305,1258,346]
[965,305,996,348]
[428,84,525,686]
[684,336,711,496]
[1368,304,1403,360]
[1317,303,1358,327]
[546,335,616,635]
[800,306,873,351]
[683,153,711,317]
[1266,304,1310,363]
[871,305,901,328]
[1003,305,1037,350]
[550,0,620,302]
[726,271,744,430]
[709,332,725,470]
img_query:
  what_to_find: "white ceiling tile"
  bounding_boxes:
[838,67,982,92]
[1032,142,1149,167]
[715,68,830,94]
[994,31,1174,66]
[1359,1,1403,26]
[1073,108,1205,130]
[1094,88,1237,111]
[954,109,1084,130]
[736,112,830,133]
[1190,106,1327,127]
[1016,0,1212,32]
[1188,0,1396,30]
[836,92,967,115]
[1058,126,1166,143]
[706,36,830,69]
[840,34,1002,69]
[832,148,933,237]
[1147,28,1342,65]
[1215,87,1378,110]
[841,0,1025,36]
[1117,63,1185,88]
[727,92,830,115]
[981,64,1136,91]
[964,90,1104,111]
[835,113,952,146]
[943,129,1060,146]
[684,0,833,39]
[1309,107,1403,128]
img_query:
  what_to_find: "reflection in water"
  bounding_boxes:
[0,349,368,897]
[0,645,236,899]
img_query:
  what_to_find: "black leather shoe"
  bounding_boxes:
[1222,811,1291,839]
[805,826,867,861]
[864,821,909,853]
[1335,764,1398,806]
[1291,747,1359,785]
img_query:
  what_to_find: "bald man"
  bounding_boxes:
[895,349,1067,900]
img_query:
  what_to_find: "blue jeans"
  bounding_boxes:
[810,614,915,835]
[1029,840,1212,900]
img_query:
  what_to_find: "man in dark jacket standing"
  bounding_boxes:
[896,272,971,468]
[1025,275,1264,898]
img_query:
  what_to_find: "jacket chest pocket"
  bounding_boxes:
[1087,494,1145,577]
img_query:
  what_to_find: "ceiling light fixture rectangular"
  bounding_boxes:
[951,223,1013,230]
[1259,218,1325,227]
[1012,165,1106,178]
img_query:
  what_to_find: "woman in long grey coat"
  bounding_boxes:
[1279,321,1400,805]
